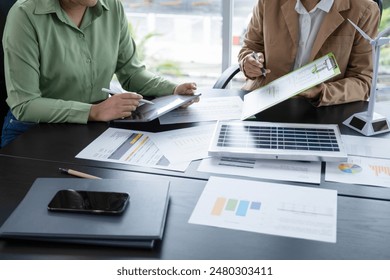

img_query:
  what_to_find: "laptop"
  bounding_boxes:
[112,93,201,123]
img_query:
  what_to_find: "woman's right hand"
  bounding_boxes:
[89,92,142,121]
[242,52,269,79]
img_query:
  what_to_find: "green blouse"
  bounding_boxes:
[3,0,177,123]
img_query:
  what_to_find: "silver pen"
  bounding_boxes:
[102,88,154,105]
[251,51,267,77]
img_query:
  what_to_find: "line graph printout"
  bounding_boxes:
[325,155,390,188]
[189,176,337,243]
[341,134,390,159]
[197,157,321,184]
[241,53,340,120]
[159,96,243,125]
[76,128,190,172]
[151,124,215,163]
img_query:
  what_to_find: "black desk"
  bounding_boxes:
[1,156,390,260]
[2,89,390,259]
[1,89,389,200]
[1,89,370,160]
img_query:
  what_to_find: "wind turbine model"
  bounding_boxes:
[343,19,390,136]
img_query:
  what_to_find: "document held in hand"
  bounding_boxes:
[241,53,341,120]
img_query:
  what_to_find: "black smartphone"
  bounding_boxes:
[47,189,130,215]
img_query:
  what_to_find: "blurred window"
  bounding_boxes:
[120,1,389,91]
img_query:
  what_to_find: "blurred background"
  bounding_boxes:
[120,0,390,92]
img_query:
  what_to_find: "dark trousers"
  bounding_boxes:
[1,110,36,148]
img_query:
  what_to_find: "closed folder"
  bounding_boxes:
[0,178,170,248]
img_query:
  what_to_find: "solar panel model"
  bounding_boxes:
[208,121,347,162]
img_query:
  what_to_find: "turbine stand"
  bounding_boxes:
[343,111,390,136]
[343,20,390,136]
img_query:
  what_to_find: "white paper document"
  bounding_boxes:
[158,96,243,125]
[325,155,390,188]
[76,128,190,172]
[151,124,215,163]
[342,134,390,159]
[197,157,321,184]
[375,100,390,122]
[241,53,341,120]
[189,176,337,243]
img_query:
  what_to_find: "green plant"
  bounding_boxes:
[155,61,183,76]
[379,8,390,31]
[128,22,183,76]
[379,8,390,67]
[380,47,390,63]
[383,0,390,9]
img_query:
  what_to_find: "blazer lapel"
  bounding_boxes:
[281,0,299,48]
[310,0,350,60]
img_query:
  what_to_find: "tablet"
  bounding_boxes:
[112,93,201,123]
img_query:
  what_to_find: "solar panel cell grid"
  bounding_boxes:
[217,124,340,152]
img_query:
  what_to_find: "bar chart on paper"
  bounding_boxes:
[75,128,190,172]
[211,197,262,217]
[325,155,390,188]
[207,196,267,231]
[189,176,337,243]
[369,165,390,176]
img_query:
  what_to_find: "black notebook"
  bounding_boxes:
[0,178,170,249]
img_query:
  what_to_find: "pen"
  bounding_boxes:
[59,168,102,179]
[251,51,267,77]
[102,88,154,105]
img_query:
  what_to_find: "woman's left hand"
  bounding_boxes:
[173,82,199,108]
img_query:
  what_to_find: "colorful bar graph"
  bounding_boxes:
[225,199,238,211]
[250,201,261,210]
[236,200,250,216]
[211,197,262,217]
[369,165,390,176]
[211,197,226,216]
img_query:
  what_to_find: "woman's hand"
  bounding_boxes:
[89,92,142,121]
[173,82,199,108]
[242,52,270,79]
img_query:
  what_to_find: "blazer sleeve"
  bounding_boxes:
[237,1,265,76]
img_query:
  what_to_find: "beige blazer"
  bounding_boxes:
[238,0,380,106]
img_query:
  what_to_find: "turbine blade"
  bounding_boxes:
[378,26,390,39]
[348,18,373,42]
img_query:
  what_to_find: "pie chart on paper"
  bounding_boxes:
[338,163,363,174]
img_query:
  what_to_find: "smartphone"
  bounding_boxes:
[48,189,130,215]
